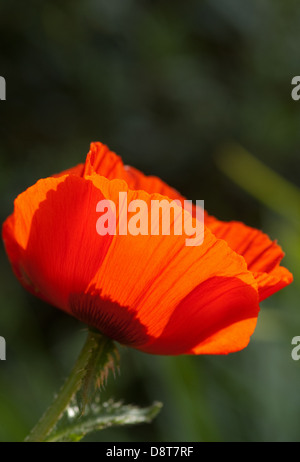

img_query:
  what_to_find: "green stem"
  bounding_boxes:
[25,330,111,443]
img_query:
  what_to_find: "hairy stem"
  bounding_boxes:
[25,330,112,442]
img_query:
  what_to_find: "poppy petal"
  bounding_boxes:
[83,143,292,305]
[85,142,184,201]
[140,276,259,355]
[2,175,113,311]
[204,215,293,301]
[3,142,292,357]
[77,172,260,354]
[82,143,293,303]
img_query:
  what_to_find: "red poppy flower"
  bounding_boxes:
[2,142,293,356]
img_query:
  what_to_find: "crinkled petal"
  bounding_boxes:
[205,215,293,301]
[2,175,113,311]
[77,173,260,355]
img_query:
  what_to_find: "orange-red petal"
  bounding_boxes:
[142,276,258,355]
[3,169,260,355]
[73,142,293,303]
[75,173,260,354]
[3,141,293,356]
[205,215,293,301]
[84,142,184,201]
[84,142,293,303]
[2,175,113,311]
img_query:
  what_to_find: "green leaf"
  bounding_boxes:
[45,398,163,442]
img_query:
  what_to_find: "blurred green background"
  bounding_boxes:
[0,0,299,442]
